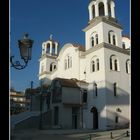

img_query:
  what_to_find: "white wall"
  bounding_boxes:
[85,48,106,83]
[104,48,130,127]
[102,22,122,48]
[85,22,104,50]
[83,81,107,130]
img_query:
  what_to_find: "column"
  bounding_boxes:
[94,34,96,46]
[111,2,115,18]
[50,42,52,54]
[42,43,45,55]
[95,4,99,17]
[89,6,93,20]
[112,58,115,70]
[104,2,108,16]
[111,33,113,45]
[55,42,58,55]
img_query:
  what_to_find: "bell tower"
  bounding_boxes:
[42,34,59,56]
[88,0,115,21]
[83,0,123,50]
[39,35,59,81]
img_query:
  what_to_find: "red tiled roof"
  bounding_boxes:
[54,78,88,88]
[72,43,85,52]
[54,78,79,88]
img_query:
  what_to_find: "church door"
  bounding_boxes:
[91,107,98,129]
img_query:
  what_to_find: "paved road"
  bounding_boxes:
[11,128,130,140]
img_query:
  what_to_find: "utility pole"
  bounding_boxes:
[30,81,33,111]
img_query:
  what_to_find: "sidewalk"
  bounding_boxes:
[11,128,130,140]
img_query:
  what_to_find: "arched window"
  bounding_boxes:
[108,32,111,43]
[92,5,95,19]
[64,55,72,70]
[113,35,116,45]
[50,62,56,72]
[54,65,56,70]
[110,57,113,70]
[114,59,118,71]
[69,57,72,68]
[91,57,100,72]
[67,56,70,68]
[122,42,126,49]
[99,2,105,16]
[96,59,99,71]
[64,59,67,70]
[94,83,98,97]
[52,43,55,54]
[91,36,94,47]
[96,34,98,45]
[110,55,119,71]
[108,3,111,17]
[115,116,119,123]
[46,43,50,53]
[113,82,117,96]
[108,31,117,46]
[50,63,53,71]
[92,61,95,72]
[126,60,130,74]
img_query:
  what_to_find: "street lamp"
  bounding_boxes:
[10,33,34,70]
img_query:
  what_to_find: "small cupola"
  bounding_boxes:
[42,34,59,56]
[88,0,115,21]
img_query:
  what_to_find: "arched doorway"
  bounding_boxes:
[91,107,98,129]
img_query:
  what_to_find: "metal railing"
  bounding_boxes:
[80,130,130,140]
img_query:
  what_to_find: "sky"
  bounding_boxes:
[10,0,130,92]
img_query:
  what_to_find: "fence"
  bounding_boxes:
[80,130,130,140]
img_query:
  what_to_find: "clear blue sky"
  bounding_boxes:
[10,0,130,92]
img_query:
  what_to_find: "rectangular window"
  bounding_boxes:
[114,83,117,96]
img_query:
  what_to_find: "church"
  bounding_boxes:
[38,0,130,130]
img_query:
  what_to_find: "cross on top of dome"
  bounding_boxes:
[49,34,53,40]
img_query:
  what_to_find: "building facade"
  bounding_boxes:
[10,91,29,115]
[38,0,130,130]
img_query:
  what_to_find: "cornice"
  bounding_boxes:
[39,54,57,61]
[82,42,130,56]
[83,16,123,32]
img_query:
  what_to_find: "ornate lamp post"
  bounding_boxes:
[10,33,34,70]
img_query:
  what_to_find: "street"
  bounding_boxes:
[11,128,130,140]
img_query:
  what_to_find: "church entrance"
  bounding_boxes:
[91,107,98,129]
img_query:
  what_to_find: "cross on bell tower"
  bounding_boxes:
[49,34,53,40]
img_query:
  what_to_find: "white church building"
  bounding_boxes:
[38,0,130,130]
